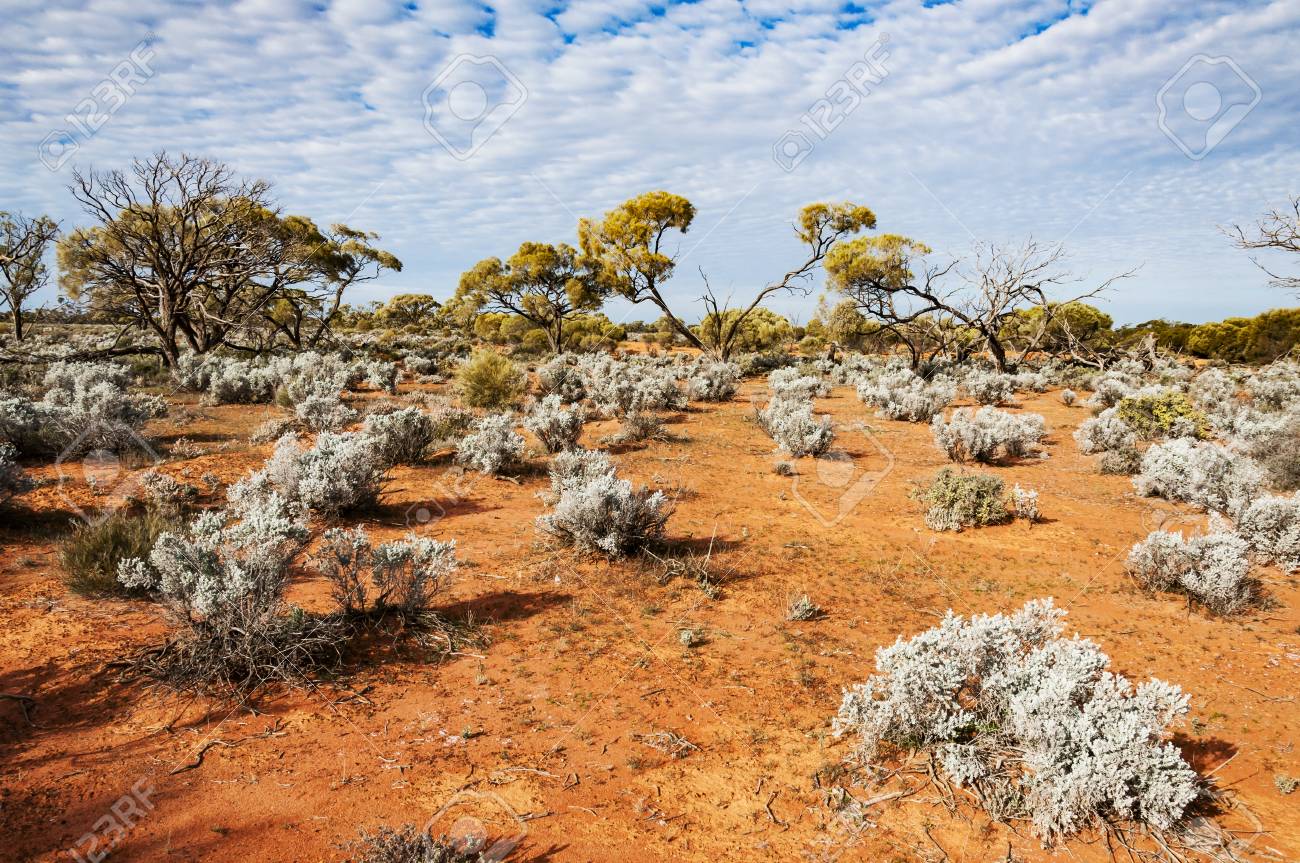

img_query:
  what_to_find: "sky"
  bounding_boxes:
[2,0,1298,328]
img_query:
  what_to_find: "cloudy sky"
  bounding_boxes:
[2,0,1298,326]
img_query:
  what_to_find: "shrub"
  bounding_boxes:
[757,398,834,457]
[0,442,32,505]
[116,493,342,696]
[456,413,525,475]
[1243,415,1300,491]
[786,594,822,621]
[313,526,457,617]
[1235,494,1300,572]
[964,369,1014,405]
[930,407,1045,464]
[1116,391,1209,440]
[1060,388,1076,406]
[421,398,477,444]
[686,361,740,402]
[537,453,672,556]
[735,351,794,377]
[578,355,686,416]
[243,432,389,514]
[1099,446,1142,475]
[1011,483,1040,522]
[363,406,437,464]
[363,360,400,394]
[295,392,357,432]
[61,510,174,597]
[536,355,587,403]
[1086,373,1135,410]
[455,350,526,409]
[1133,438,1263,516]
[523,395,585,453]
[251,417,296,444]
[832,598,1199,845]
[857,371,955,422]
[606,410,667,444]
[767,367,829,401]
[1073,410,1137,454]
[355,825,486,863]
[1246,360,1300,411]
[1127,527,1253,614]
[918,468,1009,531]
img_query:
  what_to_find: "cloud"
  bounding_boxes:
[1,0,1297,324]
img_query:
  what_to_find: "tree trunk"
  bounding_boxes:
[986,333,1008,372]
[11,305,23,341]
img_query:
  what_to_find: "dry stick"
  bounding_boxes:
[170,722,284,774]
[0,692,36,725]
[1214,674,1295,703]
[923,826,950,861]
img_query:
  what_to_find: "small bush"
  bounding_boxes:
[1244,415,1300,491]
[536,354,587,402]
[767,367,829,401]
[456,413,525,474]
[363,406,437,464]
[1011,483,1039,522]
[918,468,1009,531]
[295,392,357,432]
[313,526,457,617]
[607,411,666,444]
[355,825,486,863]
[537,452,672,556]
[1116,391,1209,440]
[1235,494,1300,572]
[757,398,834,457]
[786,594,822,621]
[1073,410,1136,454]
[61,510,173,597]
[857,370,955,422]
[455,350,526,409]
[686,361,741,402]
[964,369,1014,405]
[523,395,585,453]
[930,407,1045,464]
[244,432,389,514]
[1133,438,1262,516]
[1099,446,1142,475]
[1127,527,1253,614]
[832,598,1199,845]
[1060,388,1076,406]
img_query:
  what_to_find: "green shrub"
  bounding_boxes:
[917,468,1009,531]
[1116,391,1209,440]
[61,510,173,597]
[455,350,526,409]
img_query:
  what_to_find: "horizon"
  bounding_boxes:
[3,0,1299,328]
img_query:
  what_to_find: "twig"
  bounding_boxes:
[170,721,284,774]
[0,692,37,725]
[1215,674,1295,703]
[764,790,786,827]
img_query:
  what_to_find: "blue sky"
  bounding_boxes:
[2,0,1298,327]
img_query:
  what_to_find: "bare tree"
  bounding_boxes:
[0,211,59,341]
[827,237,1130,371]
[1227,194,1300,294]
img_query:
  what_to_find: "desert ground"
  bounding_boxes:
[2,368,1297,863]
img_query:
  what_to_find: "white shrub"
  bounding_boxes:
[1127,527,1253,614]
[1012,483,1040,522]
[757,398,834,457]
[964,369,1015,405]
[1073,410,1136,454]
[930,407,1046,463]
[1086,374,1136,410]
[537,354,587,403]
[832,598,1199,844]
[1133,438,1262,515]
[686,361,741,402]
[295,392,357,432]
[314,526,456,616]
[537,452,672,556]
[1234,494,1300,572]
[524,395,585,453]
[578,355,685,416]
[240,432,388,514]
[1246,361,1300,411]
[362,406,436,464]
[767,367,829,401]
[363,361,400,394]
[858,370,955,422]
[456,413,525,474]
[117,491,309,621]
[1060,388,1076,406]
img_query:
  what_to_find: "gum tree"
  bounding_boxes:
[0,211,59,341]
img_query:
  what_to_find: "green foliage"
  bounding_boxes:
[61,510,173,597]
[455,349,526,409]
[378,294,440,328]
[917,468,1010,531]
[1000,302,1114,354]
[1116,391,1210,440]
[1120,308,1300,363]
[695,307,794,353]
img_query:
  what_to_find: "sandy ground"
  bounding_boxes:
[1,376,1297,862]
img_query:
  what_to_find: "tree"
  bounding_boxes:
[578,191,700,349]
[0,211,59,341]
[454,241,603,352]
[1228,195,1300,294]
[695,306,795,353]
[827,233,1127,371]
[698,202,876,358]
[1000,301,1114,357]
[378,293,441,329]
[58,152,397,363]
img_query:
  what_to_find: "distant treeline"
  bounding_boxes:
[1116,308,1300,364]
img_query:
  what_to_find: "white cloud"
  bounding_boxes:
[0,0,1297,324]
